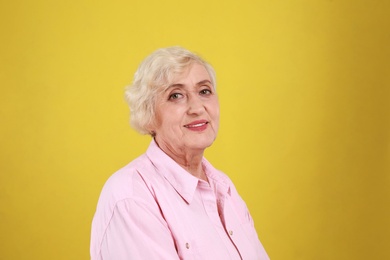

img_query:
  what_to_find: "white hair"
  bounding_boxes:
[125,46,216,135]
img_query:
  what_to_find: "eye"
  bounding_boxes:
[200,88,212,95]
[168,93,183,100]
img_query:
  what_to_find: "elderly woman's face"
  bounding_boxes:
[152,63,219,154]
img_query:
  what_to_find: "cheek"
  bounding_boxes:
[211,100,220,120]
[209,102,220,133]
[215,106,220,119]
[159,112,183,133]
[214,118,220,132]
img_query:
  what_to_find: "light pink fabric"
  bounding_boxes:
[91,140,269,260]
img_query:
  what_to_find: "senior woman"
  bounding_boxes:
[90,47,269,260]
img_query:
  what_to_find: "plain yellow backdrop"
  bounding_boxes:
[1,0,389,259]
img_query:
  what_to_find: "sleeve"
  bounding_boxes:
[97,198,180,260]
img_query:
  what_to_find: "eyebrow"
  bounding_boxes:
[167,80,213,90]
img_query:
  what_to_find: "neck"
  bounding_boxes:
[155,139,208,182]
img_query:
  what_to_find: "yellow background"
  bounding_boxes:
[1,0,389,259]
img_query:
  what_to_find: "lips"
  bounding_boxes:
[184,120,209,130]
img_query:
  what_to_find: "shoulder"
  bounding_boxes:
[92,152,165,233]
[91,153,163,258]
[97,153,159,205]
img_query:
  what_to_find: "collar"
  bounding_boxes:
[145,139,232,204]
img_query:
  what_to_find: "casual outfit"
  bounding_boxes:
[91,140,269,259]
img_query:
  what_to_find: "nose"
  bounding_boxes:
[187,94,205,115]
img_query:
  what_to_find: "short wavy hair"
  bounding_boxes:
[125,46,216,135]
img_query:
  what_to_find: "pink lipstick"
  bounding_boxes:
[184,120,209,131]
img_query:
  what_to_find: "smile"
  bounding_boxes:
[185,122,207,128]
[184,121,209,130]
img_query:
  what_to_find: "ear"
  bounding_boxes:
[145,121,157,137]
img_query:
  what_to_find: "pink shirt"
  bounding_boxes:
[91,140,269,260]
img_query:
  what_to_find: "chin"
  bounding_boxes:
[188,137,216,150]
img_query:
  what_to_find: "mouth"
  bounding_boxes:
[183,120,209,129]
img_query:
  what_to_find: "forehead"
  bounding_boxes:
[169,63,211,85]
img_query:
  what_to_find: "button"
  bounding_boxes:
[185,243,190,249]
[229,230,233,236]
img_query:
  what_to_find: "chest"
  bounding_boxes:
[153,182,259,260]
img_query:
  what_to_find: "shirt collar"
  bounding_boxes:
[203,158,232,197]
[145,140,232,204]
[146,139,198,204]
